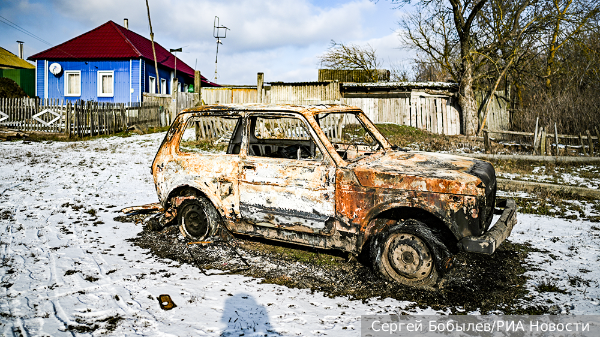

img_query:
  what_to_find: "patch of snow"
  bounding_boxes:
[508,214,600,314]
[1,134,599,336]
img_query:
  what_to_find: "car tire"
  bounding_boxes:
[370,219,439,287]
[178,196,219,240]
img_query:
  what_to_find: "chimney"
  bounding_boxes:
[16,41,24,59]
[124,18,129,30]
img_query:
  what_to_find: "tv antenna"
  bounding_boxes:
[213,16,229,83]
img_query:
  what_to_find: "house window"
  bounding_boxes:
[161,79,167,94]
[64,71,81,96]
[149,76,156,94]
[97,71,114,97]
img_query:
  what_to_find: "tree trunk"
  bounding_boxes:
[458,58,478,136]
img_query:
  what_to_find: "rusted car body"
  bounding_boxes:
[151,104,517,286]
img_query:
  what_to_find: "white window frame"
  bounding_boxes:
[64,70,81,97]
[97,70,114,97]
[161,78,167,94]
[149,76,156,94]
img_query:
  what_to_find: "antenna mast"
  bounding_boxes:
[213,16,229,83]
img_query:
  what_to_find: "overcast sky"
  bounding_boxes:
[0,0,414,84]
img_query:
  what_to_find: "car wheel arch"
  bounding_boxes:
[165,184,226,219]
[359,204,460,255]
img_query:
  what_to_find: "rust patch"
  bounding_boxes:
[121,203,162,215]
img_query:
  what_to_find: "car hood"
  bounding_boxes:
[351,151,487,196]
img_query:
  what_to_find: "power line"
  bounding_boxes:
[0,15,95,66]
[0,15,53,46]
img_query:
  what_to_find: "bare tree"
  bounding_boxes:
[543,0,600,89]
[318,40,382,82]
[412,59,451,82]
[475,0,546,133]
[389,0,600,135]
[397,0,488,136]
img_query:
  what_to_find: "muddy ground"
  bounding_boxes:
[122,214,549,315]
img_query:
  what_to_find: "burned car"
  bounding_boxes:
[151,104,517,287]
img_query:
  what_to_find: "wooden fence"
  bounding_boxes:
[199,80,511,136]
[484,126,600,156]
[475,91,510,132]
[144,92,199,125]
[270,82,341,105]
[342,93,461,135]
[1,98,66,133]
[201,87,261,105]
[200,82,466,135]
[0,97,160,137]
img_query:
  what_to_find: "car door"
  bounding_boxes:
[238,113,336,234]
[173,114,243,220]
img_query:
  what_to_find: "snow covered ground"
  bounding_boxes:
[1,133,599,336]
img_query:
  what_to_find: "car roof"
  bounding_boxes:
[178,103,362,118]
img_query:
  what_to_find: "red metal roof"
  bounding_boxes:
[28,21,217,86]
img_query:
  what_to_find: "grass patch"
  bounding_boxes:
[536,280,567,294]
[376,124,449,150]
[179,139,227,153]
[511,186,600,220]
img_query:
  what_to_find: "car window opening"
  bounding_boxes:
[179,115,242,154]
[315,112,382,162]
[248,115,323,161]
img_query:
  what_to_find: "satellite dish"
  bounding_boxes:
[49,63,62,76]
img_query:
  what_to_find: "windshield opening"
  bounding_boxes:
[315,112,383,162]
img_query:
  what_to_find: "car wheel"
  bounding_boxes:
[178,197,219,240]
[371,220,439,287]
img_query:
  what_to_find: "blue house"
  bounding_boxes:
[28,20,217,103]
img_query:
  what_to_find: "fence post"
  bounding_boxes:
[595,127,600,157]
[121,103,125,132]
[554,123,559,156]
[257,72,264,104]
[540,128,547,156]
[579,133,588,156]
[483,130,490,154]
[587,130,594,156]
[91,102,95,137]
[66,101,71,138]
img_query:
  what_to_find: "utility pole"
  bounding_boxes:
[146,0,160,94]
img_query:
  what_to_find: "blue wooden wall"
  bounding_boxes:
[35,58,194,102]
[142,59,193,94]
[131,59,141,102]
[40,60,131,103]
[143,59,172,94]
[36,61,44,98]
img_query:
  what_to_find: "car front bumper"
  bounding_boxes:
[458,198,517,254]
